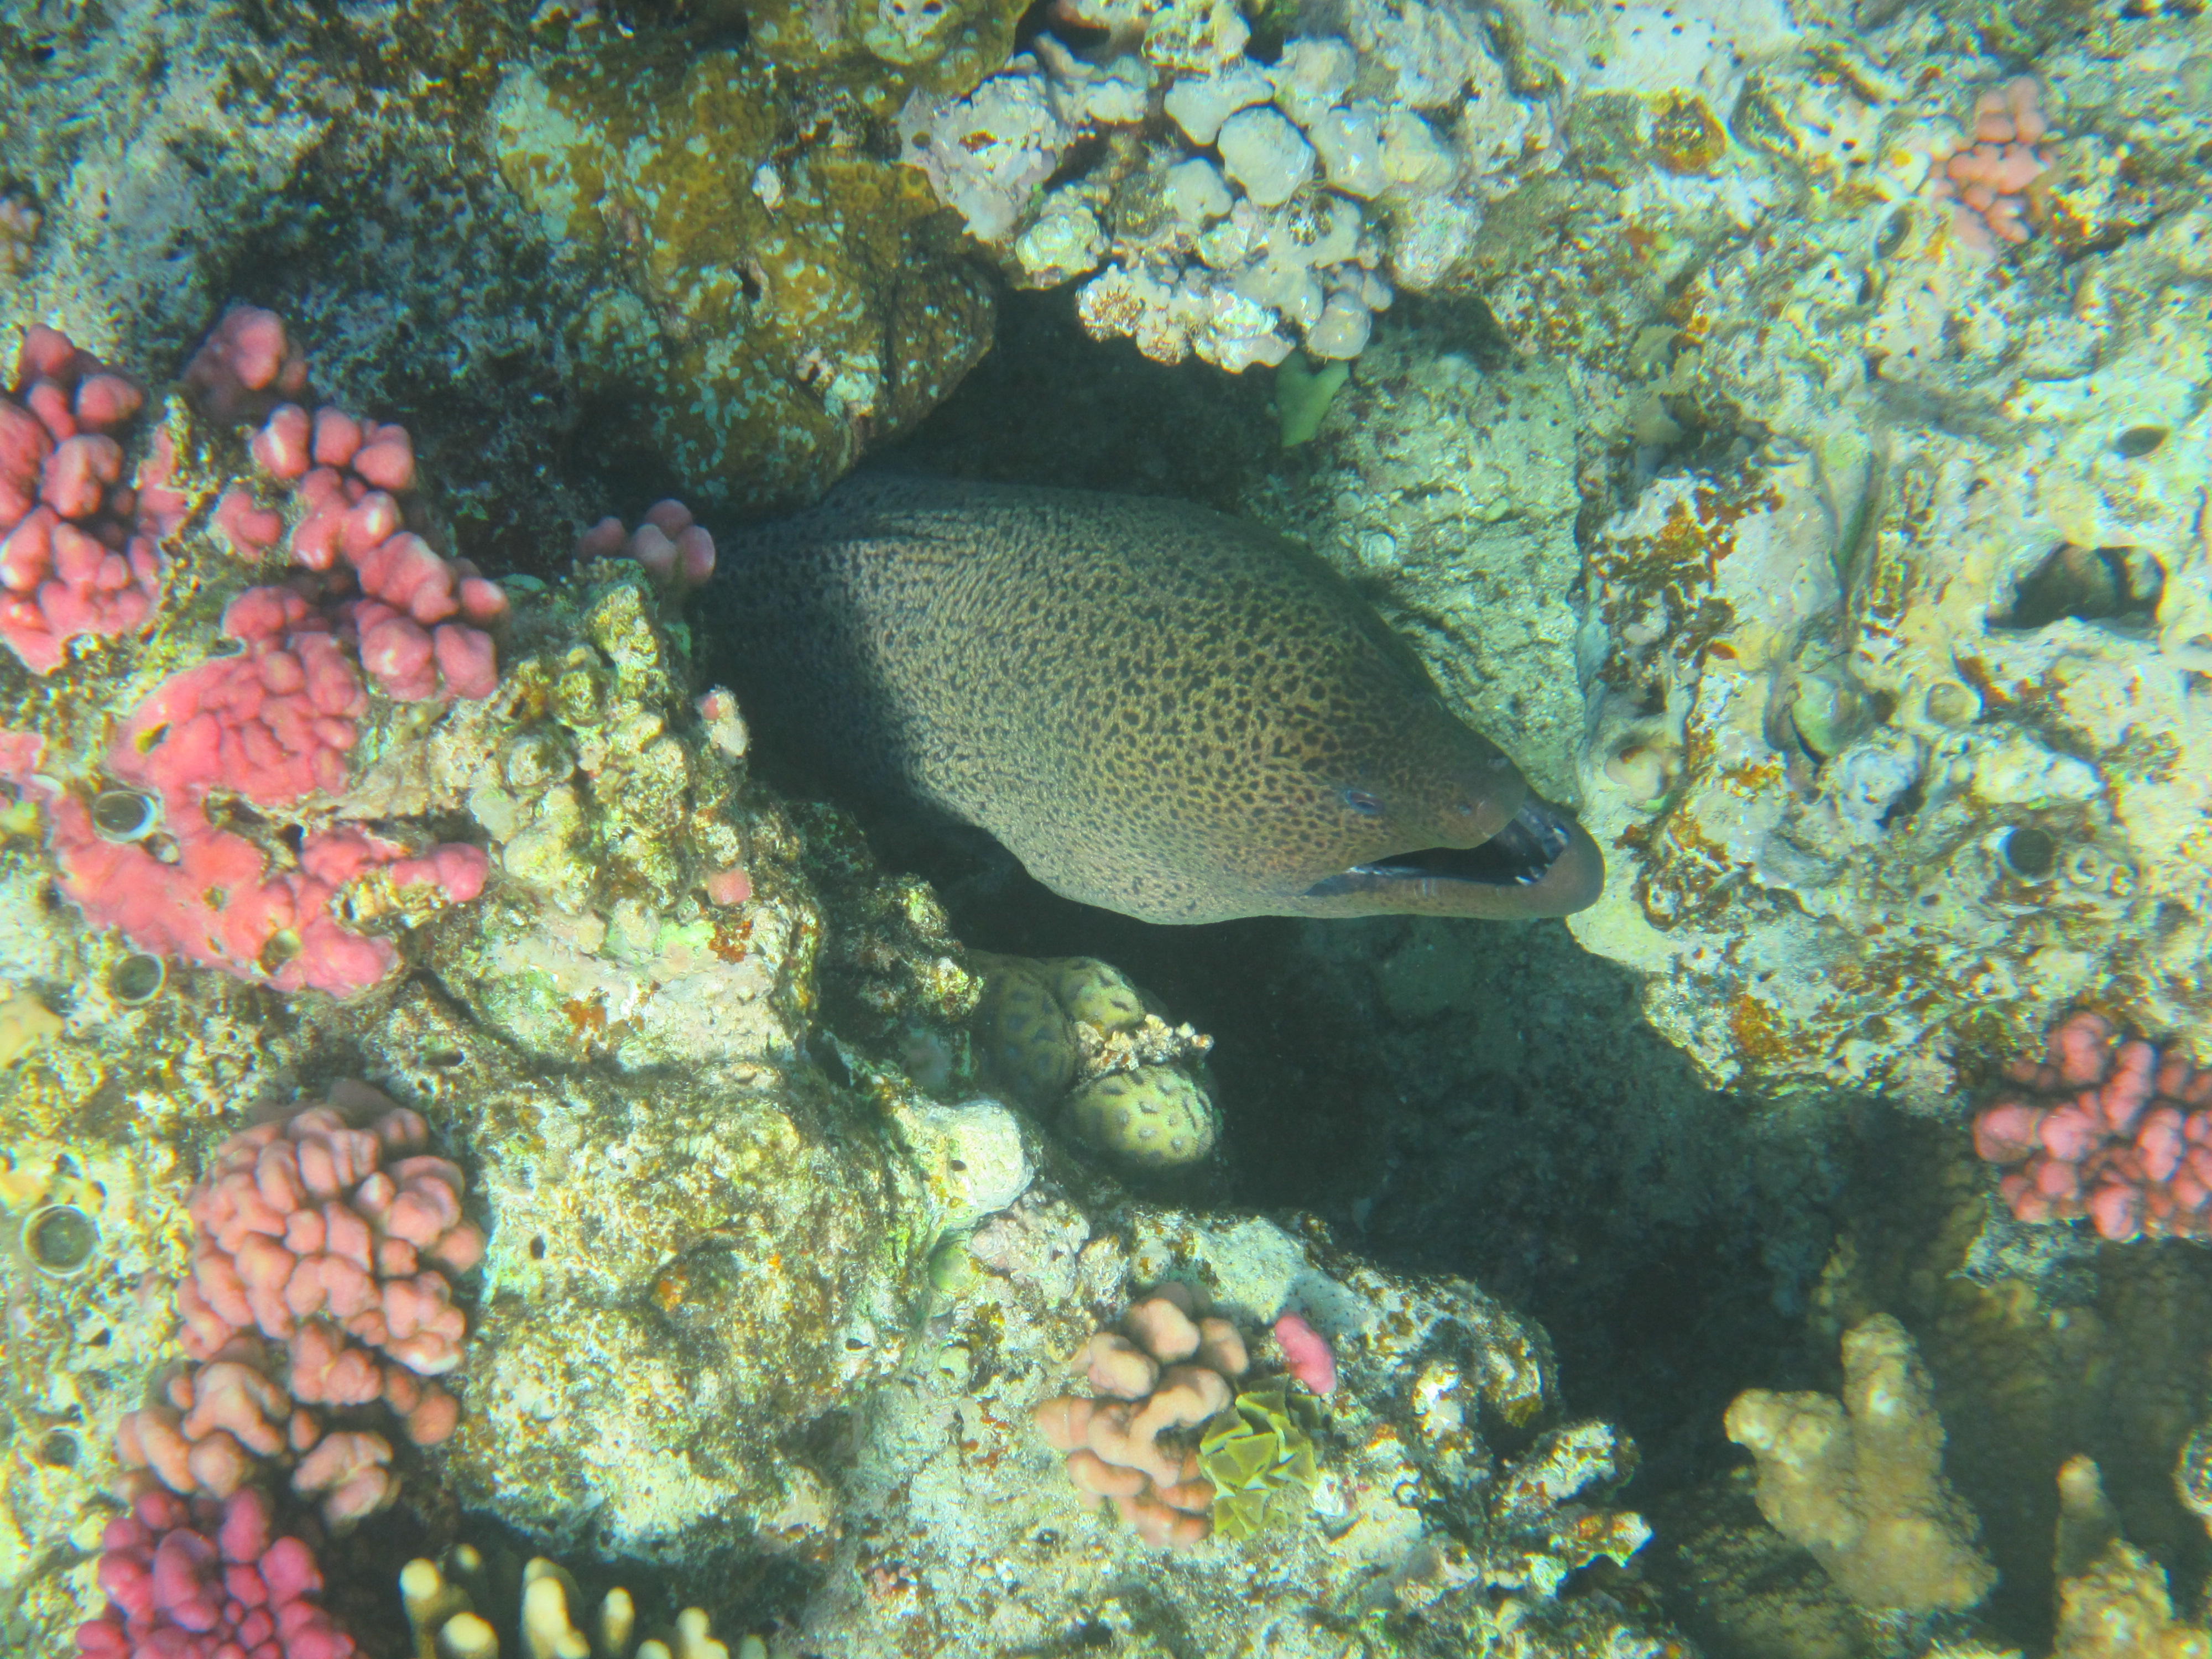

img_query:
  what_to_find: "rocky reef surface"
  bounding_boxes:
[1249,0,2212,1104]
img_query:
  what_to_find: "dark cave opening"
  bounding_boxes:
[778,776,1843,1517]
[859,285,1846,1503]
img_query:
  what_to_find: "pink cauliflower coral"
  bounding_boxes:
[1972,1009,2212,1243]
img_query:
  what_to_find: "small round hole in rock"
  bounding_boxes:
[25,1204,97,1274]
[2001,826,2058,881]
[90,789,159,842]
[108,953,165,1004]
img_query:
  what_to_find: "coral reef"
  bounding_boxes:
[401,1545,755,1659]
[1060,1066,1219,1171]
[0,0,1004,534]
[0,315,495,1000]
[0,463,1039,1650]
[0,327,162,675]
[1973,1009,2212,1241]
[2043,1453,2212,1659]
[796,1199,1665,1652]
[1197,1380,1326,1542]
[1034,1285,1248,1550]
[0,1,596,550]
[426,1023,950,1568]
[0,467,977,1652]
[383,550,790,1088]
[204,314,508,707]
[1692,1095,2212,1656]
[1,1119,206,1657]
[1651,1468,1900,1659]
[487,31,998,512]
[1725,1313,1995,1614]
[901,0,1561,368]
[1273,1310,1338,1397]
[1660,1444,2212,1659]
[30,7,2212,1657]
[1167,0,2212,1102]
[1935,78,2056,253]
[1538,24,2212,1097]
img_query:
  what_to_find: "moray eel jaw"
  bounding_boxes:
[1296,796,1605,919]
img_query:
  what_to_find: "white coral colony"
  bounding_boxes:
[898,0,1548,368]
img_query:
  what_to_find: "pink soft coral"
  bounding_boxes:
[1934,77,2051,253]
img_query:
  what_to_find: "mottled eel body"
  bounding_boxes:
[705,474,1601,925]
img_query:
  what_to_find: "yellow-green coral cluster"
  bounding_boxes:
[1199,1381,1322,1540]
[972,954,1219,1169]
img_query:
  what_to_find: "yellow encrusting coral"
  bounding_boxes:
[0,983,60,1068]
[489,35,998,514]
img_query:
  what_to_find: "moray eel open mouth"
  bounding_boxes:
[1303,797,1604,916]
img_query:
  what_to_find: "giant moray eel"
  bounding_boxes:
[705,474,1601,925]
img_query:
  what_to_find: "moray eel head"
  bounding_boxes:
[1300,792,1606,919]
[1259,698,1603,921]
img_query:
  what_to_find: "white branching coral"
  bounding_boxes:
[898,0,1558,369]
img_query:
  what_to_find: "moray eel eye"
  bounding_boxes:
[1340,787,1384,818]
[1303,796,1604,916]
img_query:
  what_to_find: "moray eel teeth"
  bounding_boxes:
[1303,797,1603,916]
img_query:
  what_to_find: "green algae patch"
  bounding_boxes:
[1275,354,1347,446]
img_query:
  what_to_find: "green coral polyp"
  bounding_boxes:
[1062,1065,1219,1168]
[1198,1384,1322,1541]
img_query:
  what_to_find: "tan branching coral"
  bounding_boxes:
[1032,1284,1248,1550]
[400,1546,757,1659]
[1724,1313,1995,1614]
[2049,1455,2212,1659]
